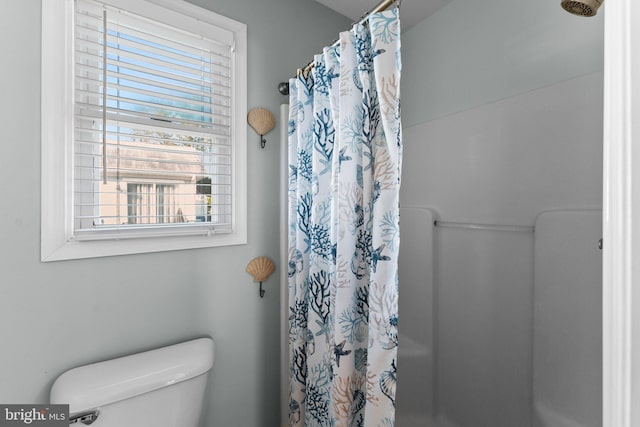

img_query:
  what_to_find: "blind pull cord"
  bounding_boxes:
[102,9,108,185]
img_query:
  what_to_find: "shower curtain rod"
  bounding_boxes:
[296,0,398,77]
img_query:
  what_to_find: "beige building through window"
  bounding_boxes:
[97,141,214,226]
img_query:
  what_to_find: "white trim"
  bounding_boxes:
[41,0,247,261]
[602,0,639,425]
[41,0,75,262]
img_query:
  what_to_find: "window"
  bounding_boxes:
[42,0,247,261]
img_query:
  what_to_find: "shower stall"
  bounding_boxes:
[391,0,603,424]
[396,77,603,427]
[396,205,602,427]
[280,0,604,425]
[396,21,603,427]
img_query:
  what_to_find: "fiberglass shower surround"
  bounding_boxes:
[281,0,603,425]
[396,71,603,427]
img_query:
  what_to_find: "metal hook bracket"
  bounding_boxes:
[245,256,274,298]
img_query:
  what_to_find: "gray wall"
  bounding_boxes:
[0,1,349,426]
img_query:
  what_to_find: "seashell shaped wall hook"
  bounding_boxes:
[247,107,275,149]
[246,256,275,297]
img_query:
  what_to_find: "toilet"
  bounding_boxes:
[50,337,214,426]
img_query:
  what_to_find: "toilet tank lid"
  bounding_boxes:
[50,337,214,413]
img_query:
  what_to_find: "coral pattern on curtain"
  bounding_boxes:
[287,9,402,427]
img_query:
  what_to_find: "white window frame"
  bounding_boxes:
[41,0,247,261]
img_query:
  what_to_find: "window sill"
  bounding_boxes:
[41,229,247,262]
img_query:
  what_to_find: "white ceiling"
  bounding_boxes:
[313,0,452,30]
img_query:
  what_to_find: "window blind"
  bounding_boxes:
[73,0,234,239]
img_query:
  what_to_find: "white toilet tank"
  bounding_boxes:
[50,337,214,427]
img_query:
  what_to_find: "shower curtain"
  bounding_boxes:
[287,9,402,427]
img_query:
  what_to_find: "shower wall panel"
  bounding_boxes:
[396,207,435,426]
[401,72,603,226]
[533,210,602,427]
[436,226,534,427]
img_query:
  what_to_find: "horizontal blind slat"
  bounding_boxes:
[105,48,226,86]
[74,63,232,99]
[74,30,232,72]
[103,56,231,92]
[102,94,220,124]
[75,126,231,147]
[75,137,232,154]
[76,84,231,118]
[74,35,232,80]
[103,32,224,73]
[74,89,231,127]
[74,47,232,90]
[103,55,231,88]
[74,105,232,135]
